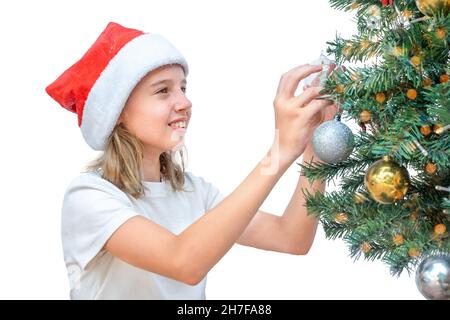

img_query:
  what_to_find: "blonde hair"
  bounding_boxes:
[83,123,188,198]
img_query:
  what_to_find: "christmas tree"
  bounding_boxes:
[300,0,449,299]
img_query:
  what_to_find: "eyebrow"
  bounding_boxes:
[150,79,187,87]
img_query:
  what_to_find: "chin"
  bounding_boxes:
[169,140,185,152]
[167,130,186,151]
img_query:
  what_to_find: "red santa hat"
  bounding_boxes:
[46,22,189,150]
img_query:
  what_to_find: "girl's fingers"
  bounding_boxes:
[293,86,324,107]
[276,64,323,99]
[306,99,335,117]
[323,104,339,121]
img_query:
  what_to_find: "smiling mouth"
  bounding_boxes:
[168,121,187,129]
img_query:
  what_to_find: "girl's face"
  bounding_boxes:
[118,64,192,153]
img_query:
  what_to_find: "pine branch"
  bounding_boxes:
[302,0,450,275]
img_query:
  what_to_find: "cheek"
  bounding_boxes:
[126,105,170,141]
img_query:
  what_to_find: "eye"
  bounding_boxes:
[156,88,168,94]
[181,87,187,93]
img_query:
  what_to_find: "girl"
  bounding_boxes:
[46,22,337,299]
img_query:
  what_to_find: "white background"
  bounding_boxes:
[0,0,423,299]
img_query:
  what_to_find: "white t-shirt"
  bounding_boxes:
[61,170,224,300]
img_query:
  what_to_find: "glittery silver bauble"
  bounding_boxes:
[312,120,355,163]
[415,255,450,300]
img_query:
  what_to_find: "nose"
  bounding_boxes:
[174,91,192,114]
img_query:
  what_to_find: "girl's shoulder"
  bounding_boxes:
[66,170,109,187]
[63,170,127,198]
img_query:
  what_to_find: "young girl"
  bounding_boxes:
[46,22,337,299]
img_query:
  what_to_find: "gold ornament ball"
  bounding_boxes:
[364,156,410,204]
[393,234,405,246]
[335,84,345,94]
[415,0,450,16]
[334,213,349,224]
[433,123,443,133]
[403,10,413,19]
[425,163,437,174]
[440,74,449,83]
[409,247,421,258]
[410,211,419,221]
[393,46,405,57]
[420,125,431,136]
[423,77,432,87]
[434,223,446,235]
[410,55,421,67]
[360,40,370,50]
[351,2,360,10]
[407,89,418,100]
[360,110,372,123]
[436,28,446,39]
[361,242,372,253]
[343,45,352,57]
[375,92,386,103]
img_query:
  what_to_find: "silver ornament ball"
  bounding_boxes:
[312,120,355,164]
[415,255,450,300]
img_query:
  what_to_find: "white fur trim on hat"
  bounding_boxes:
[80,33,189,151]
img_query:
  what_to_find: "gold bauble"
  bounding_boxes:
[415,0,450,16]
[425,162,437,174]
[364,156,410,204]
[422,77,432,87]
[360,110,372,123]
[393,234,405,246]
[343,45,353,58]
[335,84,345,94]
[434,223,446,235]
[407,89,418,100]
[410,55,421,67]
[351,2,360,10]
[420,125,431,136]
[403,10,413,19]
[334,213,349,224]
[408,247,421,258]
[436,28,446,39]
[433,123,444,133]
[361,242,372,253]
[360,40,371,50]
[375,92,386,103]
[392,46,405,57]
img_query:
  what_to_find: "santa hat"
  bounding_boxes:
[46,22,189,151]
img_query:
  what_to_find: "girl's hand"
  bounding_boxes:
[301,63,339,156]
[302,62,339,130]
[272,64,335,163]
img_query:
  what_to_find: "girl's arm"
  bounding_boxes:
[104,64,332,285]
[236,103,337,254]
[236,144,326,254]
